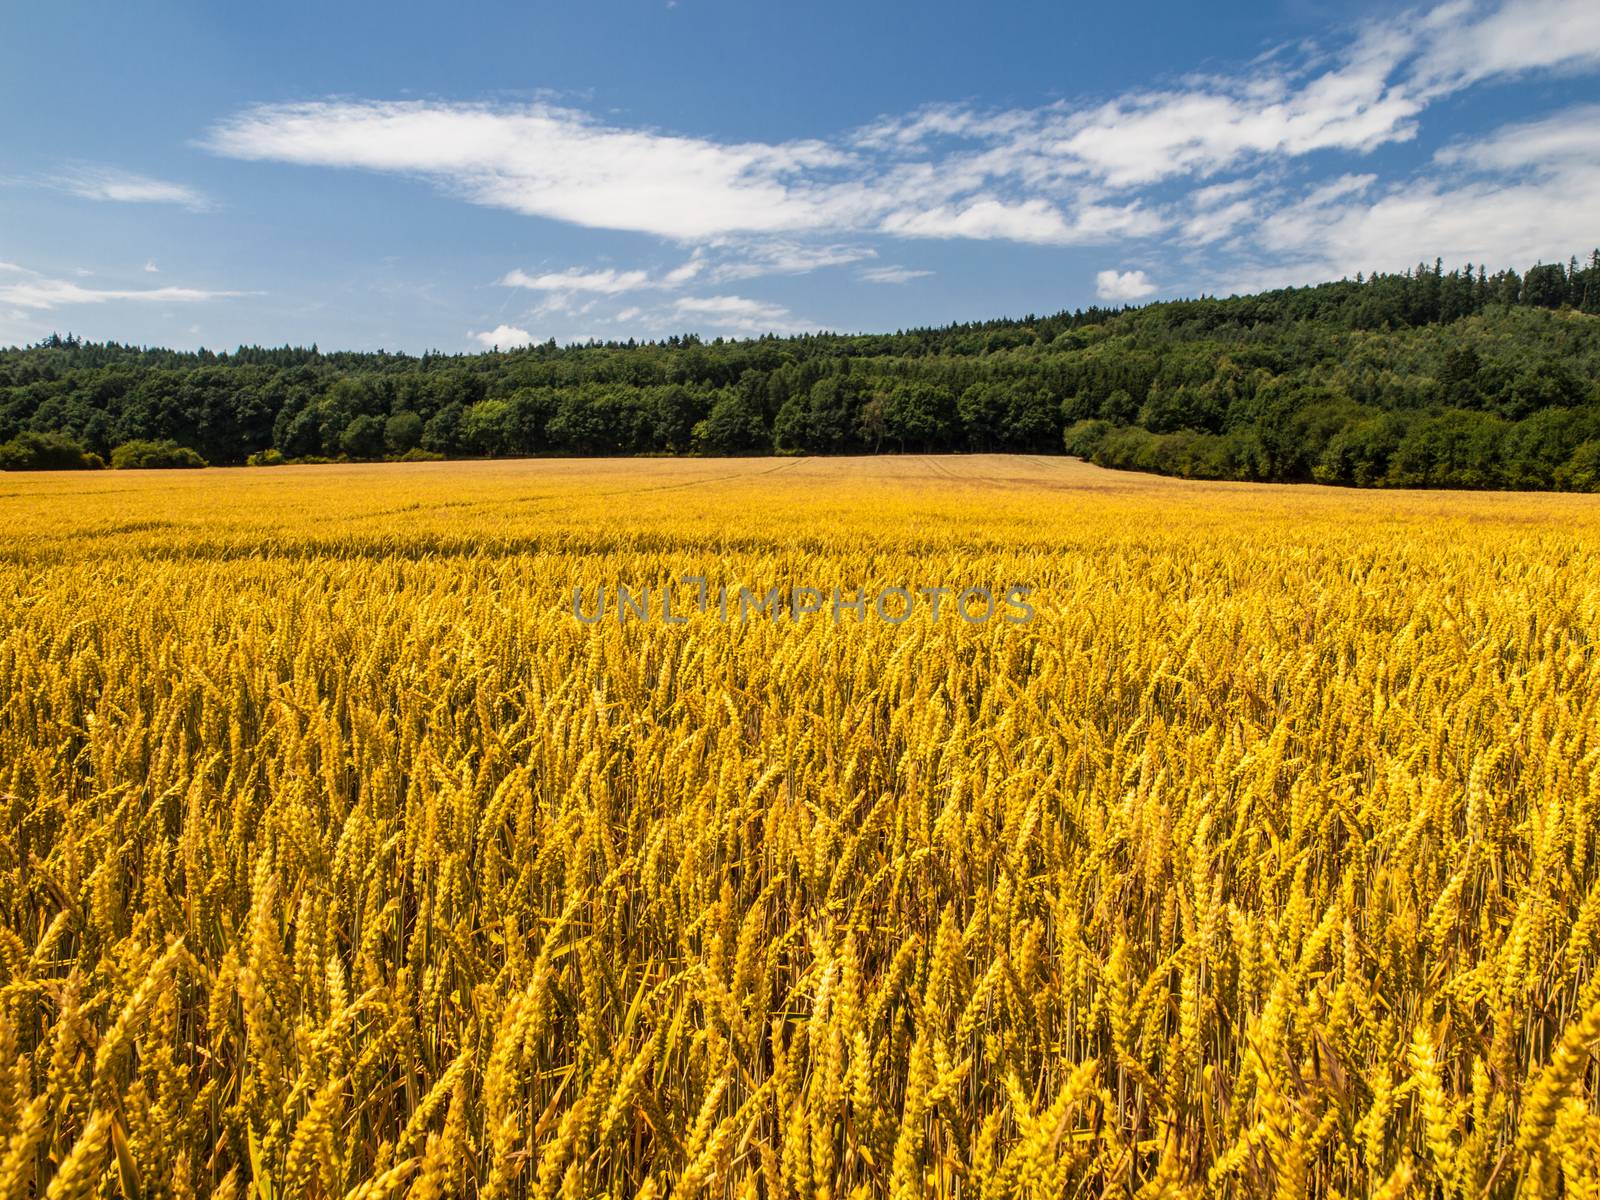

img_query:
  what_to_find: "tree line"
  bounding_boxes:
[3,251,1599,488]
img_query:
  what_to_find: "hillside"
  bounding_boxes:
[4,252,1600,488]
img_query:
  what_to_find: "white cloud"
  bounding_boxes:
[469,323,536,348]
[959,0,1598,198]
[1095,269,1158,302]
[0,272,237,311]
[1260,175,1599,288]
[1184,199,1258,245]
[661,254,706,285]
[205,100,867,241]
[706,240,875,281]
[501,266,651,294]
[671,294,806,334]
[1190,179,1257,208]
[143,260,160,274]
[859,265,933,284]
[849,20,1428,196]
[1212,113,1597,293]
[672,294,785,319]
[881,198,1094,244]
[1433,103,1600,171]
[54,167,211,211]
[195,0,1600,309]
[497,241,871,322]
[202,99,1148,247]
[193,4,1457,253]
[1411,0,1600,93]
[1042,83,1420,190]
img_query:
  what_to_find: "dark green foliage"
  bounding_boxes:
[1063,419,1112,458]
[110,439,208,469]
[460,400,514,456]
[693,389,768,453]
[5,250,1600,486]
[959,381,1057,450]
[421,403,465,456]
[880,382,958,451]
[0,430,103,470]
[775,375,860,453]
[1559,440,1600,490]
[383,411,424,455]
[340,414,388,460]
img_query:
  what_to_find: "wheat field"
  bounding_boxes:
[2,455,1599,1198]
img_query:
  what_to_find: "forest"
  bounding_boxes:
[3,251,1599,489]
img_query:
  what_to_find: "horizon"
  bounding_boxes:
[10,250,1587,358]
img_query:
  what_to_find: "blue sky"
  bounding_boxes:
[2,0,1598,353]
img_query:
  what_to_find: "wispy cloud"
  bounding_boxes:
[1409,0,1600,93]
[1227,136,1600,292]
[496,241,871,329]
[501,267,652,294]
[52,166,212,211]
[1190,99,1600,294]
[202,0,1600,288]
[661,255,707,285]
[1183,197,1259,246]
[859,265,933,284]
[201,99,1162,247]
[0,268,238,311]
[880,197,1161,244]
[670,294,808,334]
[705,241,875,281]
[204,100,862,241]
[1433,103,1600,171]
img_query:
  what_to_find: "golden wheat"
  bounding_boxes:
[0,455,1598,1197]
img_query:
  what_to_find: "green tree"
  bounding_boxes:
[775,376,858,452]
[0,431,102,470]
[340,414,387,460]
[693,389,768,453]
[461,399,513,456]
[881,383,957,451]
[421,403,465,455]
[1101,389,1139,424]
[110,439,208,469]
[384,411,424,455]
